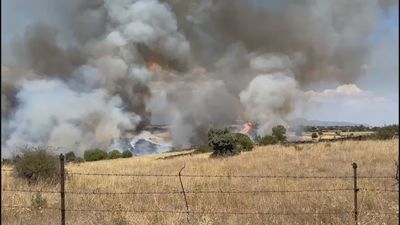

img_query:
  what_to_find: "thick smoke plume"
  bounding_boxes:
[1,0,397,156]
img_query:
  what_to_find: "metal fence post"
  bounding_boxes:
[178,164,190,224]
[59,154,66,225]
[352,162,359,225]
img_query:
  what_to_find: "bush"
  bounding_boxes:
[31,192,47,209]
[376,125,398,140]
[234,133,254,151]
[272,125,287,142]
[259,135,278,145]
[113,215,128,225]
[122,150,133,158]
[84,149,108,161]
[14,147,60,183]
[108,150,123,159]
[311,132,318,139]
[1,158,12,166]
[65,152,77,163]
[208,128,240,157]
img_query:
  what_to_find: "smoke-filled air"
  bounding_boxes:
[1,0,397,157]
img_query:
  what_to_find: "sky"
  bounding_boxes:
[306,6,398,126]
[1,0,399,127]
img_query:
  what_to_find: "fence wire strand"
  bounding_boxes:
[2,188,357,196]
[63,171,396,180]
[2,189,58,194]
[359,188,399,192]
[0,205,352,215]
[3,205,397,216]
[2,169,396,180]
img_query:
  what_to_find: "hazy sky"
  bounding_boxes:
[2,1,398,127]
[306,6,398,126]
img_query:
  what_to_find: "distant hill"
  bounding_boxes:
[289,118,369,127]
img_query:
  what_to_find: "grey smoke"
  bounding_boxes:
[1,0,397,156]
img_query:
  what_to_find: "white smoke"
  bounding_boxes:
[240,74,303,136]
[149,78,242,148]
[3,79,139,157]
[102,0,190,65]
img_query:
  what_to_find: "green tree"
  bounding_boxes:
[108,150,123,159]
[272,125,287,142]
[65,152,77,163]
[376,125,398,140]
[234,133,254,151]
[122,150,133,158]
[84,149,108,161]
[208,128,239,156]
[259,135,278,145]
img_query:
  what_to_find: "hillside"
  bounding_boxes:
[1,140,399,225]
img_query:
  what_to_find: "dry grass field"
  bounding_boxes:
[1,140,399,225]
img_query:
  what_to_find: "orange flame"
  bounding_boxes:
[147,61,162,73]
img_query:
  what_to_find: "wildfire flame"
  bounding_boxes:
[147,61,162,73]
[240,122,253,135]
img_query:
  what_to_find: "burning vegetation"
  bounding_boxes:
[1,0,397,157]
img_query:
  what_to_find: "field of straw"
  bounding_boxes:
[1,140,399,225]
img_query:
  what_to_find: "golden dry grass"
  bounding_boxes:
[1,140,399,225]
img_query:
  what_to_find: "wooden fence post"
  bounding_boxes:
[352,162,359,225]
[178,164,190,224]
[59,154,66,225]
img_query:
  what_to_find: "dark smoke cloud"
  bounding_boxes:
[1,0,397,156]
[12,23,87,78]
[165,0,396,86]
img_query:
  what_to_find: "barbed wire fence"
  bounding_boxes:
[1,154,399,225]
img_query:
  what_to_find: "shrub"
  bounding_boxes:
[208,128,240,157]
[65,152,77,163]
[318,131,323,136]
[84,149,108,161]
[311,132,318,139]
[1,158,12,166]
[14,147,60,184]
[108,150,123,159]
[272,125,287,142]
[122,150,133,158]
[259,135,278,145]
[376,125,398,140]
[113,215,128,225]
[12,154,21,163]
[234,133,254,151]
[31,192,47,209]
